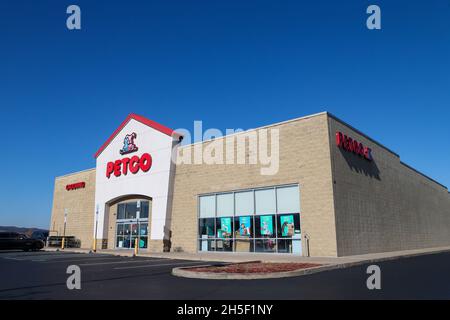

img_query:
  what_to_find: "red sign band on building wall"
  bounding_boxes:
[66,182,86,191]
[335,131,373,161]
[106,153,153,178]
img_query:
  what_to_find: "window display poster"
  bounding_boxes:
[280,215,294,237]
[206,225,214,236]
[239,216,251,237]
[219,217,232,238]
[260,215,273,236]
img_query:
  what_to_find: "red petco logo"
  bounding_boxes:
[335,131,373,161]
[106,153,152,178]
[105,132,152,178]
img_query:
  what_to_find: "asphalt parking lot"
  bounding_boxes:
[0,250,222,299]
[1,250,450,299]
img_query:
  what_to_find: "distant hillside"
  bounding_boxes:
[0,226,49,237]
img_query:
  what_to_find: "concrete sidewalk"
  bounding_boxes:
[45,245,450,266]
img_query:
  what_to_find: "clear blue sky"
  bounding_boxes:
[1,0,449,228]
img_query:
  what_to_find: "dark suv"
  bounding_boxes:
[31,230,49,246]
[0,232,45,251]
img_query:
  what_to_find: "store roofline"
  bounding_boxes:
[178,111,330,149]
[55,167,96,180]
[179,111,400,157]
[179,111,447,191]
[399,161,448,190]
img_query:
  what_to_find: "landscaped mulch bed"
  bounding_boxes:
[186,262,322,274]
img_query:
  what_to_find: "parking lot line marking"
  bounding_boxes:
[38,257,121,263]
[114,261,208,270]
[79,258,168,266]
[8,254,88,261]
[0,252,62,258]
[0,251,69,257]
[0,252,73,259]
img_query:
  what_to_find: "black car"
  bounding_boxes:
[0,232,45,251]
[31,230,49,245]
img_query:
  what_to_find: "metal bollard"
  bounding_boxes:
[134,238,139,256]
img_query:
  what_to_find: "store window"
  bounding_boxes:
[217,193,233,217]
[255,189,276,214]
[277,213,301,254]
[216,216,233,252]
[125,202,138,219]
[117,203,126,220]
[139,223,148,249]
[234,215,253,252]
[199,195,215,217]
[140,201,149,219]
[215,194,234,251]
[199,195,216,251]
[235,191,253,216]
[197,185,301,254]
[276,186,300,213]
[117,201,150,221]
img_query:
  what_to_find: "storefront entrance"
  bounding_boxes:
[115,200,150,249]
[116,222,148,249]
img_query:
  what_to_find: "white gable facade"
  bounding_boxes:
[94,116,181,249]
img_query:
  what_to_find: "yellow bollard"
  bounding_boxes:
[134,238,139,256]
[61,237,65,250]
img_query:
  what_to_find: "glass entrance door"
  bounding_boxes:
[116,223,129,249]
[138,222,148,249]
[116,222,148,249]
[115,200,150,249]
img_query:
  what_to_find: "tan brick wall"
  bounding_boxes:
[329,116,450,256]
[148,240,165,252]
[171,113,338,257]
[49,169,96,249]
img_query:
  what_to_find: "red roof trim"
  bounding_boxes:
[94,113,178,159]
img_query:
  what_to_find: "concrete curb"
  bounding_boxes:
[172,247,450,280]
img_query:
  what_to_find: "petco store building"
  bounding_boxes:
[50,112,450,257]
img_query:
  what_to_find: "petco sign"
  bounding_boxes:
[335,131,373,161]
[66,182,85,191]
[105,132,153,178]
